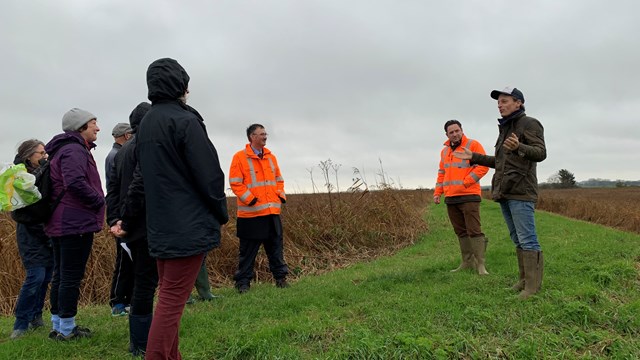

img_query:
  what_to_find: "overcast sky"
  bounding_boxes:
[1,0,638,194]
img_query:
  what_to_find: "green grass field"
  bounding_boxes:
[1,201,638,359]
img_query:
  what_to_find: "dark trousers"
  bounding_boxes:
[13,266,52,330]
[234,217,289,286]
[128,238,158,316]
[50,233,93,319]
[446,201,484,238]
[109,237,134,307]
[146,253,203,360]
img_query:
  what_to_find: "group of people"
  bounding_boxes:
[9,55,547,358]
[434,87,547,300]
[9,58,290,359]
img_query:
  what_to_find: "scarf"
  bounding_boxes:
[498,109,525,126]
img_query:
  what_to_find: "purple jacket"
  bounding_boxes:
[44,132,105,237]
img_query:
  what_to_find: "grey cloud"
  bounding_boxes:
[1,0,639,194]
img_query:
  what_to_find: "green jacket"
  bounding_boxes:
[471,112,546,202]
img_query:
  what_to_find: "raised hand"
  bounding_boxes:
[452,147,473,160]
[503,133,520,151]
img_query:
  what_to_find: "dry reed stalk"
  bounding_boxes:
[0,189,429,315]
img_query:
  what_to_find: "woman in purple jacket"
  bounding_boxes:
[44,108,105,341]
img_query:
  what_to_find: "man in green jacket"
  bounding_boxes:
[454,87,546,299]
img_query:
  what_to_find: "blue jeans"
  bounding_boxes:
[13,266,52,331]
[499,200,541,251]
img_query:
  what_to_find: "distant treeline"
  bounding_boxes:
[574,179,640,188]
[481,179,640,191]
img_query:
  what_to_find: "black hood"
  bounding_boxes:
[129,102,151,133]
[146,58,190,102]
[13,154,23,166]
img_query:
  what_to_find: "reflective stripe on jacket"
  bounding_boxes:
[229,144,285,218]
[434,135,489,198]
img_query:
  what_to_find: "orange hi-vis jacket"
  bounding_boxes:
[229,144,286,218]
[434,135,489,198]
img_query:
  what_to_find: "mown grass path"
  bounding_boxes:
[1,201,638,359]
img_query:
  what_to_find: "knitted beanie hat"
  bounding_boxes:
[62,108,96,132]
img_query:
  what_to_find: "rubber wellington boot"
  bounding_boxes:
[518,250,544,300]
[451,237,476,272]
[511,248,525,291]
[195,262,215,301]
[470,236,489,275]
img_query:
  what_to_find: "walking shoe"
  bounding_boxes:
[131,348,146,357]
[236,284,250,294]
[275,278,289,288]
[129,339,146,357]
[186,295,196,305]
[29,316,45,329]
[48,330,60,340]
[55,326,92,341]
[10,329,27,340]
[111,303,129,317]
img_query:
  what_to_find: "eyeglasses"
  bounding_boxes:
[252,133,268,137]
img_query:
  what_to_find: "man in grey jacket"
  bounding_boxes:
[105,122,134,317]
[105,123,132,184]
[454,87,546,299]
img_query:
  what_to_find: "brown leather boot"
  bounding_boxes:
[451,237,476,272]
[511,248,525,291]
[519,250,544,300]
[470,236,489,275]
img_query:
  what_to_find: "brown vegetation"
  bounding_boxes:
[0,189,429,316]
[481,187,640,234]
[536,187,640,234]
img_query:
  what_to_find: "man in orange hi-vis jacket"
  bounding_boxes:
[434,120,490,275]
[229,124,289,293]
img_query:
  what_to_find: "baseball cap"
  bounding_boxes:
[490,87,525,103]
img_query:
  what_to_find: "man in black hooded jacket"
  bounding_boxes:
[117,58,228,360]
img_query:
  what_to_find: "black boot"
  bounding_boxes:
[129,313,153,357]
[275,278,289,288]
